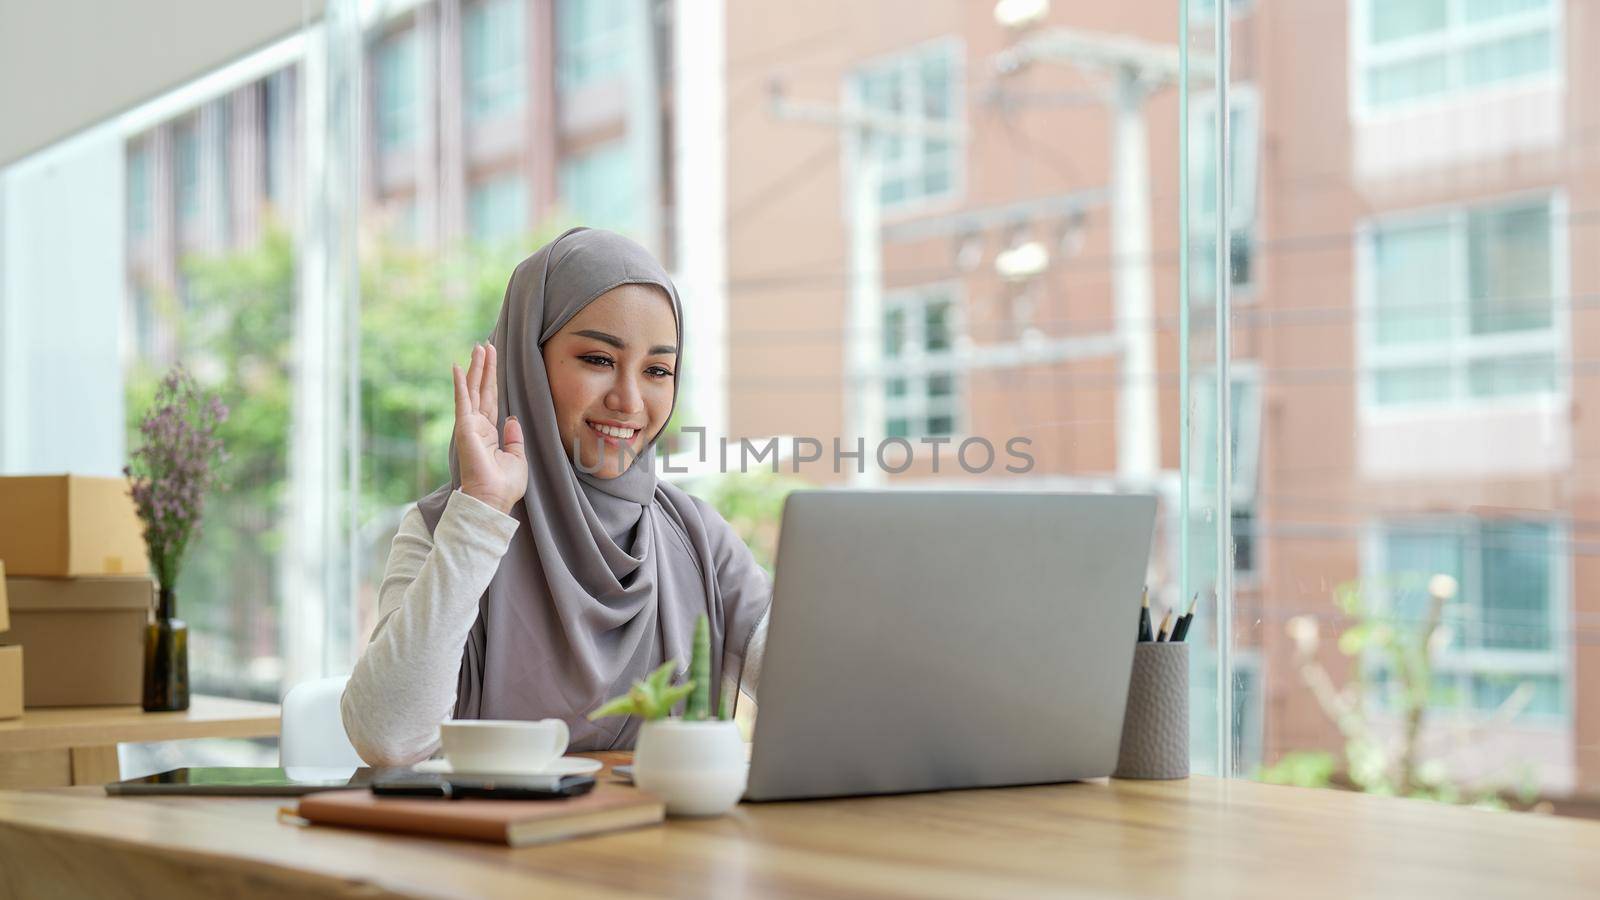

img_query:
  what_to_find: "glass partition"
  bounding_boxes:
[1192,0,1594,814]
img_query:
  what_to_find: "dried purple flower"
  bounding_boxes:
[124,365,229,612]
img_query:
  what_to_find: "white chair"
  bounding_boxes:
[279,675,366,770]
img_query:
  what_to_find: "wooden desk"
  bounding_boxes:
[0,767,1596,898]
[0,695,280,789]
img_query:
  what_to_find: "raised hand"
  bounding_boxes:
[452,342,527,515]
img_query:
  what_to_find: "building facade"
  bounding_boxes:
[124,0,672,367]
[723,0,1597,796]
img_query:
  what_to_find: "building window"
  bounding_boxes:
[1190,86,1258,302]
[174,122,200,225]
[559,141,636,234]
[1361,195,1559,409]
[376,28,421,151]
[881,285,962,440]
[129,281,158,360]
[463,0,526,122]
[556,0,626,92]
[1372,518,1566,718]
[1190,0,1253,20]
[848,39,962,212]
[127,146,151,237]
[1352,0,1560,115]
[385,198,421,245]
[468,174,528,245]
[1191,369,1262,576]
[262,69,291,207]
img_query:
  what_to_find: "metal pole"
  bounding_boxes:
[673,0,729,449]
[847,146,884,486]
[1214,0,1235,781]
[1112,67,1159,482]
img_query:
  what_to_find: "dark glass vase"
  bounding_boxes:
[143,586,190,712]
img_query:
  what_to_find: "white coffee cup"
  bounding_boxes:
[438,718,570,773]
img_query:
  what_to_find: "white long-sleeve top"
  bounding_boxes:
[340,489,766,766]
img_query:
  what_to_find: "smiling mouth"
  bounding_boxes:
[587,420,640,443]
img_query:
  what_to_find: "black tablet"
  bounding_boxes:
[104,767,381,796]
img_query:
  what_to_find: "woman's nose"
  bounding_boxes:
[605,373,644,414]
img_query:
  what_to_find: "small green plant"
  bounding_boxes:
[589,614,721,723]
[684,614,712,720]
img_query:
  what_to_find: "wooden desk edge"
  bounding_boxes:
[3,772,1600,900]
[0,696,281,753]
[0,800,413,900]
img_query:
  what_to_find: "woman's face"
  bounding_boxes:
[542,283,678,479]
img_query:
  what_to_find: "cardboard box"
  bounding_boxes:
[0,645,20,719]
[4,577,154,707]
[0,560,8,633]
[0,475,148,577]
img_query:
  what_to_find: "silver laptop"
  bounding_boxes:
[744,489,1157,801]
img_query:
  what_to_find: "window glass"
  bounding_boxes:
[377,29,420,150]
[468,173,528,244]
[464,0,526,121]
[557,0,626,91]
[849,41,961,210]
[558,140,637,235]
[1356,0,1558,112]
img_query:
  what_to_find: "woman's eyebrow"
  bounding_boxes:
[573,329,677,356]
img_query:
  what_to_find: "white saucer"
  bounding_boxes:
[413,756,603,777]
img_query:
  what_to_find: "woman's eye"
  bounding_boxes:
[580,355,615,368]
[647,366,674,378]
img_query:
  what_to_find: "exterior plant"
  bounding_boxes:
[1262,574,1541,809]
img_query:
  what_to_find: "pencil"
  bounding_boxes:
[1171,592,1200,643]
[1138,586,1154,643]
[1156,608,1175,642]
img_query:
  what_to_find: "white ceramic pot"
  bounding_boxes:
[632,719,747,817]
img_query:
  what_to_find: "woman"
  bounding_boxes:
[342,228,772,767]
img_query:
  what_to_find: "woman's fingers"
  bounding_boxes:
[452,363,470,419]
[502,415,524,458]
[481,342,499,422]
[465,343,484,412]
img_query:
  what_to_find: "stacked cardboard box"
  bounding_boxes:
[0,476,154,709]
[0,561,18,718]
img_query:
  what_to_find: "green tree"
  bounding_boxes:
[126,226,296,698]
[126,220,796,698]
[682,470,805,573]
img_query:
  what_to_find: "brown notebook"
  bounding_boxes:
[296,785,664,847]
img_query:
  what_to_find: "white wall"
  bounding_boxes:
[0,125,127,475]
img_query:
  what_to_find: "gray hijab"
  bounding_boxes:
[416,227,771,750]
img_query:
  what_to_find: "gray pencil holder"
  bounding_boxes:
[1113,642,1189,780]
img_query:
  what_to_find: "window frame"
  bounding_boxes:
[173,119,201,225]
[375,26,421,153]
[843,36,966,221]
[126,143,152,238]
[558,138,638,236]
[1188,83,1260,305]
[1190,0,1255,23]
[1348,0,1564,122]
[462,0,527,123]
[1355,188,1568,418]
[467,171,529,244]
[556,0,627,92]
[879,281,967,442]
[1190,363,1263,579]
[1364,516,1571,722]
